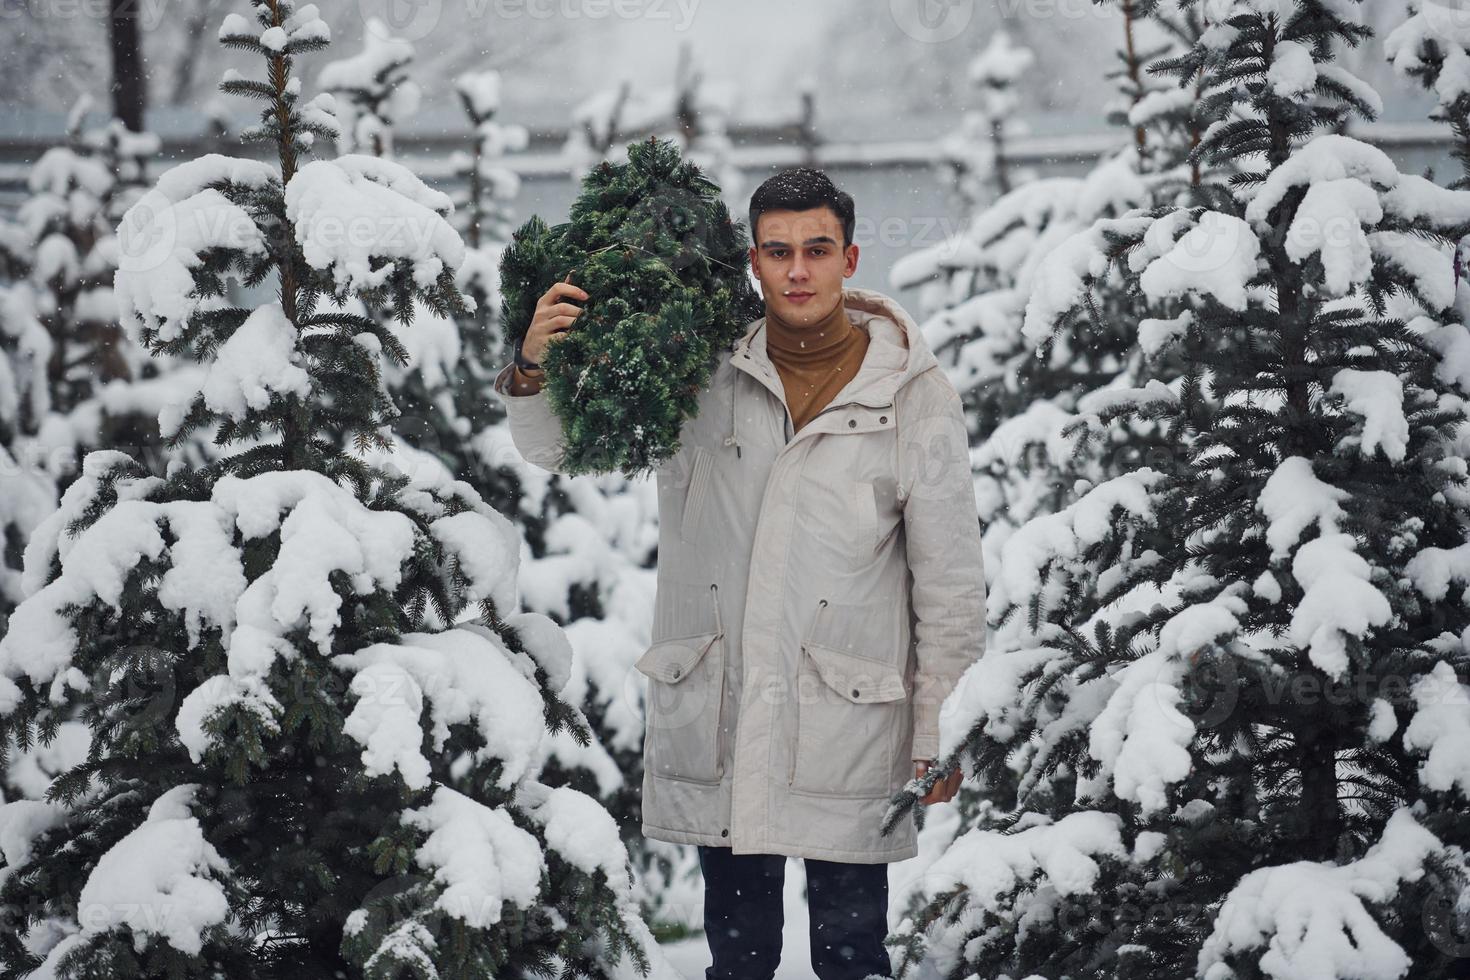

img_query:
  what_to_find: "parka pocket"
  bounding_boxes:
[679,446,714,541]
[788,640,908,798]
[635,629,727,784]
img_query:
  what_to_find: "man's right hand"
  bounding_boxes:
[522,274,588,367]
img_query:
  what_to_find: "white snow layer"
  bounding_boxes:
[1139,211,1261,312]
[1388,3,1470,108]
[1403,661,1470,797]
[114,184,268,343]
[400,785,544,928]
[164,301,313,438]
[0,460,534,780]
[336,627,549,792]
[284,155,465,296]
[1198,808,1443,980]
[1329,369,1409,461]
[1259,457,1389,677]
[914,810,1126,976]
[71,785,231,957]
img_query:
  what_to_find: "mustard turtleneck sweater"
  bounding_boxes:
[764,297,870,433]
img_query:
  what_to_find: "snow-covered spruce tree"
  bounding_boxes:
[445,72,686,934]
[890,0,1209,566]
[454,70,529,255]
[947,0,1220,555]
[938,30,1037,215]
[883,5,1206,947]
[1387,1,1470,191]
[316,16,420,159]
[1,99,180,630]
[9,101,150,419]
[883,3,1470,978]
[0,97,220,499]
[1141,0,1215,187]
[0,3,662,977]
[400,66,527,539]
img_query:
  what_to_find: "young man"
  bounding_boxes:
[494,169,985,980]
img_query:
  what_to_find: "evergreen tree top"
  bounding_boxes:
[498,135,762,477]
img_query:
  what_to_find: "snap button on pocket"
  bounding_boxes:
[879,416,887,424]
[848,419,857,428]
[634,631,726,784]
[788,641,908,798]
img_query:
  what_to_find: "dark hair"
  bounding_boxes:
[747,168,856,249]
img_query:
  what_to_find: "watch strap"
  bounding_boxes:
[514,335,542,373]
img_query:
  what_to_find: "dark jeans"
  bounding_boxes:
[698,844,893,980]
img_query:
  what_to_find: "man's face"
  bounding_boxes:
[748,206,859,326]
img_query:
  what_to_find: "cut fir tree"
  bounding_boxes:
[498,136,763,478]
[883,2,1470,978]
[0,2,662,978]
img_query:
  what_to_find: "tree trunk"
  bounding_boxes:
[170,1,220,106]
[109,1,147,131]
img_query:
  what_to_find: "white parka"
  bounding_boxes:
[494,287,986,863]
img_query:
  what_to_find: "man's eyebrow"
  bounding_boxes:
[758,236,839,249]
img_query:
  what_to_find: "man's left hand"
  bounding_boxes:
[913,759,962,805]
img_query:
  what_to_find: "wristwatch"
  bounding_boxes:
[514,335,542,375]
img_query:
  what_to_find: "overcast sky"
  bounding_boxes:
[0,0,1437,136]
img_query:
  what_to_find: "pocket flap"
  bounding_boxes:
[634,632,722,684]
[802,643,908,703]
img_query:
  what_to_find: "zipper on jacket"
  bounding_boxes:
[730,347,893,446]
[789,597,828,786]
[807,399,894,427]
[712,583,727,779]
[785,399,895,450]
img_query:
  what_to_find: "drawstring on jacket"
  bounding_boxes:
[724,349,743,458]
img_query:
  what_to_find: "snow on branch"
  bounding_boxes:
[32,785,232,967]
[114,183,267,345]
[336,627,548,792]
[911,810,1127,972]
[991,468,1166,617]
[285,155,465,296]
[397,785,543,929]
[1022,214,1153,346]
[1387,2,1470,110]
[1198,808,1444,980]
[1259,457,1390,678]
[1138,210,1261,312]
[1081,597,1244,815]
[1403,661,1470,797]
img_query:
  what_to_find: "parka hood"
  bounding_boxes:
[722,287,940,457]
